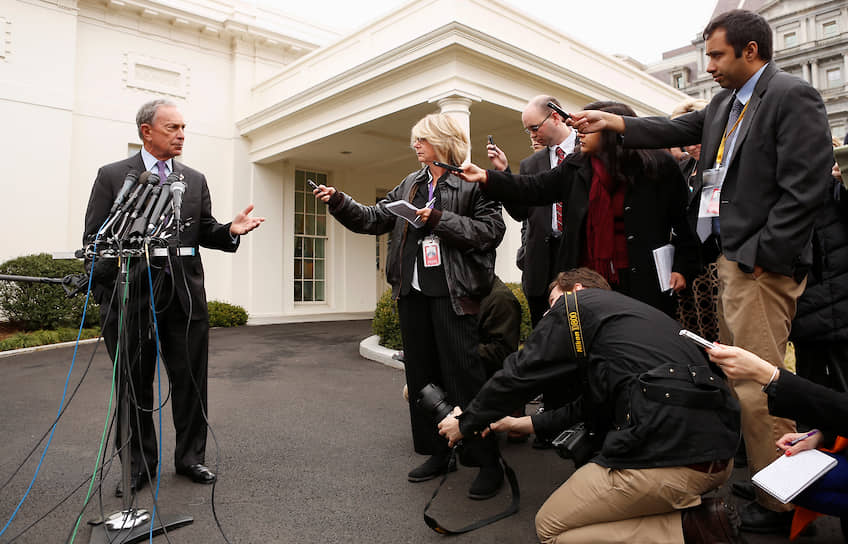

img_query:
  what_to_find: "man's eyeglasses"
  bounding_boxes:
[524,111,553,134]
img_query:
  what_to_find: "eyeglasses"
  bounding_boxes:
[523,111,553,134]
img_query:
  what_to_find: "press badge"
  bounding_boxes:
[698,167,727,218]
[422,236,442,267]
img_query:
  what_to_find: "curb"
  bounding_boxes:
[359,335,404,370]
[0,337,101,359]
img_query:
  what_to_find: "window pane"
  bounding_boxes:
[295,170,305,190]
[295,213,305,235]
[306,214,316,235]
[316,215,326,236]
[315,281,324,301]
[304,260,314,280]
[304,281,313,301]
[317,173,327,186]
[295,192,304,213]
[315,239,324,258]
[295,237,303,258]
[294,259,302,279]
[306,193,316,213]
[304,238,314,258]
[315,259,324,278]
[294,281,302,301]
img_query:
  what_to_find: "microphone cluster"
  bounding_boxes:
[94,169,186,250]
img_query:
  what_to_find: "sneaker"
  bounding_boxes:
[467,463,503,500]
[407,453,456,482]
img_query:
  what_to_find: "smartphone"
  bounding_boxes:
[307,179,319,191]
[678,329,716,350]
[546,101,572,120]
[433,161,463,173]
[487,135,495,146]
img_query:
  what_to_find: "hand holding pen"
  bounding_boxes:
[414,197,437,224]
[777,429,822,456]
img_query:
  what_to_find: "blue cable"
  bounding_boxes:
[0,219,106,538]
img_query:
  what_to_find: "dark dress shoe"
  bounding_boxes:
[681,497,743,543]
[407,453,456,482]
[114,471,152,498]
[176,463,217,484]
[731,480,756,501]
[738,501,793,534]
[467,463,503,500]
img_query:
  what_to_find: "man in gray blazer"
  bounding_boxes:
[569,9,831,534]
[83,99,263,496]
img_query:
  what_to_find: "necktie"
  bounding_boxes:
[156,160,167,185]
[555,147,565,232]
[708,98,744,238]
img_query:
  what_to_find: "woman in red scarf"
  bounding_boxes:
[466,101,699,316]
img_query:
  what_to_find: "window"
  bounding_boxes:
[822,20,838,38]
[827,67,843,89]
[783,31,797,48]
[673,73,685,89]
[294,170,328,302]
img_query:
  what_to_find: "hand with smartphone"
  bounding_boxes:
[678,329,716,350]
[432,161,464,173]
[307,178,335,203]
[486,134,508,171]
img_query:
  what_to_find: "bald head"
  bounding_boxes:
[522,95,571,149]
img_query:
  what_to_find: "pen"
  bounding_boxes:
[788,429,818,446]
[424,197,436,209]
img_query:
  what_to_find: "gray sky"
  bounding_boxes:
[275,0,718,65]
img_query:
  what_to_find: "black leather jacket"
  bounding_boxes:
[328,167,505,315]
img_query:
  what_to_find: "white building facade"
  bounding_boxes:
[2,0,688,324]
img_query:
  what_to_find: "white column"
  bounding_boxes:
[802,62,811,83]
[436,96,473,161]
[811,60,820,89]
[843,53,848,88]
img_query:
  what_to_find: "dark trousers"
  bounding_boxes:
[101,289,209,475]
[398,291,497,466]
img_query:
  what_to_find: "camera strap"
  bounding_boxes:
[422,448,520,535]
[563,291,586,360]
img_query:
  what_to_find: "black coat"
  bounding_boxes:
[623,63,832,280]
[459,288,740,469]
[791,182,848,343]
[485,152,699,314]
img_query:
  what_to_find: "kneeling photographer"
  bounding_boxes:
[439,268,743,544]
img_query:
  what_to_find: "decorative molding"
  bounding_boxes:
[123,52,191,98]
[0,16,10,61]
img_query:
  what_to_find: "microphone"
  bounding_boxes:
[128,172,159,219]
[146,176,175,234]
[171,180,186,225]
[109,170,139,214]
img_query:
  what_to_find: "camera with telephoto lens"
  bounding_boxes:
[417,383,454,423]
[552,422,595,467]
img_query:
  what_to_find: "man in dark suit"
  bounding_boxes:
[488,95,577,326]
[569,9,832,534]
[83,99,263,496]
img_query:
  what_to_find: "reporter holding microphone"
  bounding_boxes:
[708,344,848,537]
[311,113,507,500]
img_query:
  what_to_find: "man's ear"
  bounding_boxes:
[572,283,585,291]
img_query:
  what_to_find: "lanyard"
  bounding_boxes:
[715,101,749,167]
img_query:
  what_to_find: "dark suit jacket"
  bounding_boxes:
[83,152,238,319]
[623,62,831,280]
[486,152,699,313]
[503,148,558,297]
[768,369,848,439]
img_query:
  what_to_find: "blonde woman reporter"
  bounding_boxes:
[312,113,506,499]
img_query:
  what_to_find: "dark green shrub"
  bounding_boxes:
[0,254,99,331]
[372,289,402,350]
[0,327,101,351]
[208,300,248,327]
[505,282,532,344]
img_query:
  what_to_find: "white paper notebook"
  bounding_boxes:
[752,449,837,504]
[385,200,424,228]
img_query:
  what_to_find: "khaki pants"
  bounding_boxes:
[717,256,805,512]
[535,461,732,544]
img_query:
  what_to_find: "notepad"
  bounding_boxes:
[652,244,674,292]
[752,449,837,504]
[385,200,425,228]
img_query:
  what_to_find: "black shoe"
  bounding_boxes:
[114,471,153,498]
[407,454,456,482]
[731,481,756,501]
[682,497,744,544]
[738,501,793,534]
[468,463,503,500]
[176,463,216,484]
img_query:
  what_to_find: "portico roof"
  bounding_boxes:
[236,0,688,169]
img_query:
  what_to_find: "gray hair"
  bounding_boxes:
[136,99,176,140]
